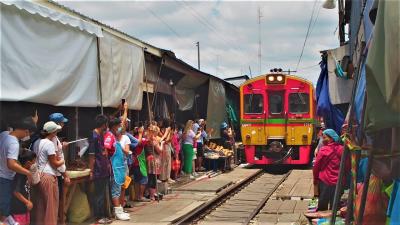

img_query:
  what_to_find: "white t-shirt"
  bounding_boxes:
[119,134,131,149]
[35,139,58,176]
[52,136,66,175]
[119,134,131,166]
[0,131,19,180]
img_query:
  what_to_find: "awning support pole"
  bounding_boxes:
[96,37,104,115]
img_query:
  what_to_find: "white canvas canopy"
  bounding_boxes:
[1,1,103,37]
[206,78,226,138]
[0,2,100,106]
[99,31,145,110]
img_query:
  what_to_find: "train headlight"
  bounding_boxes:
[277,75,283,81]
[268,76,275,82]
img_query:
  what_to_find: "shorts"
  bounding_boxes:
[196,143,204,157]
[110,177,121,199]
[0,177,13,216]
[132,167,148,185]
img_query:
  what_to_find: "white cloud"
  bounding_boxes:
[58,0,340,84]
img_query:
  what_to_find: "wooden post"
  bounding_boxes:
[143,49,159,202]
[96,37,104,115]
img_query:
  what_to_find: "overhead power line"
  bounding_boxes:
[295,0,320,71]
[147,9,182,38]
[177,0,246,54]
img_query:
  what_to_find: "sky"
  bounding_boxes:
[58,0,340,85]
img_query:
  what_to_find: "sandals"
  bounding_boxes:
[97,218,112,224]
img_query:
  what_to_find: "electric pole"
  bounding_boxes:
[196,41,200,70]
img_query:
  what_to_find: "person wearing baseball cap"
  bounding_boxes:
[32,121,65,225]
[0,117,35,220]
[49,113,68,125]
[48,113,70,220]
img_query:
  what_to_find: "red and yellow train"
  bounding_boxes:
[240,70,316,165]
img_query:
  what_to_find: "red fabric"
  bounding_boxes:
[313,142,347,185]
[103,131,116,157]
[172,159,181,171]
[171,133,181,156]
[133,137,148,167]
[13,212,30,225]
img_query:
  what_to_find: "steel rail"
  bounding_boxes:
[242,171,291,225]
[172,169,290,225]
[171,169,264,225]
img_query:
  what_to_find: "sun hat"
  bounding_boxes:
[43,121,62,134]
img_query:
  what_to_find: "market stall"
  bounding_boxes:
[203,142,234,172]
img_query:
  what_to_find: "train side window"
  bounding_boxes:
[289,93,309,114]
[269,93,283,114]
[244,94,263,114]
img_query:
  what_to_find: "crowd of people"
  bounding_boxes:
[0,102,237,225]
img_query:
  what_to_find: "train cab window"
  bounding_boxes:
[289,93,309,114]
[244,94,263,114]
[268,93,283,114]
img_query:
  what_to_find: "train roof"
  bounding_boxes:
[240,73,314,88]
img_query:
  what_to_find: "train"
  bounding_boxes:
[239,70,316,165]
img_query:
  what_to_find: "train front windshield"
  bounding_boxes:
[289,93,309,114]
[244,94,264,114]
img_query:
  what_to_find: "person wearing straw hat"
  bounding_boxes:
[32,121,66,225]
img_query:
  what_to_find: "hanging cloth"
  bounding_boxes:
[137,148,148,177]
[316,57,345,134]
[111,142,126,185]
[329,51,349,79]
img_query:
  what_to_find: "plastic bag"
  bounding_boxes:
[354,175,388,224]
[67,185,91,223]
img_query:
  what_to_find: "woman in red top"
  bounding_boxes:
[312,129,343,211]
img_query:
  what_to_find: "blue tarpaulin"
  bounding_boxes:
[316,57,345,134]
[349,0,362,57]
[354,0,375,125]
[354,63,366,124]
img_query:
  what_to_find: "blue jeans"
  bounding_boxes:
[110,177,121,199]
[0,177,13,217]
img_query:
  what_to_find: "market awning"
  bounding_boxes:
[1,1,103,37]
[99,31,144,110]
[0,2,99,107]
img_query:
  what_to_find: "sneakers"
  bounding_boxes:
[189,175,195,179]
[114,206,130,221]
[192,172,199,177]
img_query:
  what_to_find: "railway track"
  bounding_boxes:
[172,170,290,225]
